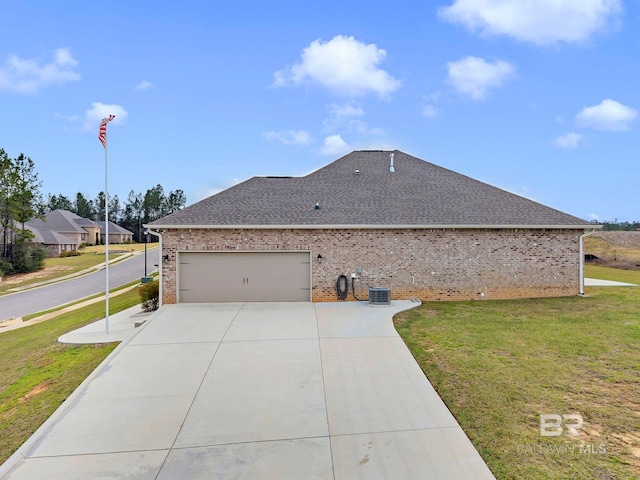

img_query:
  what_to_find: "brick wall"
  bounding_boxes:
[158,228,582,304]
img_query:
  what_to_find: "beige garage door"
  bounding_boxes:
[178,252,311,302]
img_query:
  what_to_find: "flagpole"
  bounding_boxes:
[98,114,115,335]
[105,133,110,335]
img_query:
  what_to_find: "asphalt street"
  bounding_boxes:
[0,248,159,321]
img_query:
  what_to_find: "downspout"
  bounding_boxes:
[146,227,163,307]
[579,228,596,296]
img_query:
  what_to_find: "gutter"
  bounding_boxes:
[579,228,598,296]
[145,227,163,307]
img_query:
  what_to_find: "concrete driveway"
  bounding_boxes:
[1,302,494,479]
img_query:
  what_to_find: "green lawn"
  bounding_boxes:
[394,267,640,479]
[0,288,141,464]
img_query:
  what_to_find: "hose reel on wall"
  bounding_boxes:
[336,274,349,300]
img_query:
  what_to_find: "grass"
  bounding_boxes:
[0,287,142,464]
[394,268,640,479]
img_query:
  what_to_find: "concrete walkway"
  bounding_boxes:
[0,302,495,479]
[584,277,637,286]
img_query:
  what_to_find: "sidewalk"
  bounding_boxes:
[584,277,637,286]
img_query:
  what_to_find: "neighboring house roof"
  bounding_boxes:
[26,226,78,246]
[97,221,133,235]
[148,150,596,229]
[24,210,133,246]
[26,209,98,234]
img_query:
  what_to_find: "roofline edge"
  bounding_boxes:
[144,223,601,230]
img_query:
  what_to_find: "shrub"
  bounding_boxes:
[59,251,81,258]
[9,242,46,274]
[139,280,159,312]
[0,259,13,276]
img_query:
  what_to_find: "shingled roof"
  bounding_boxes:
[148,150,593,229]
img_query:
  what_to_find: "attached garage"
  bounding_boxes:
[178,251,311,302]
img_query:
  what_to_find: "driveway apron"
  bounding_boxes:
[1,302,494,479]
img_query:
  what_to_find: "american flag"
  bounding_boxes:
[98,115,116,148]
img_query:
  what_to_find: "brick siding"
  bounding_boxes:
[158,228,582,304]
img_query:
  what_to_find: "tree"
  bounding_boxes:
[75,192,95,219]
[0,149,18,259]
[142,184,165,223]
[45,193,73,212]
[108,194,121,223]
[0,149,44,272]
[94,191,106,221]
[12,154,42,230]
[121,190,143,241]
[165,189,186,215]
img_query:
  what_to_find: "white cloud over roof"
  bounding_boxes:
[320,134,351,156]
[0,47,80,94]
[575,99,637,131]
[438,0,622,45]
[272,35,401,98]
[446,56,515,100]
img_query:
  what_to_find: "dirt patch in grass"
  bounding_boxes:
[18,381,51,402]
[1,266,73,286]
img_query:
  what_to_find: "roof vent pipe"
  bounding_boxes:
[389,153,395,173]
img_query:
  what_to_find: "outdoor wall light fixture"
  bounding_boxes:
[163,254,169,265]
[317,254,323,264]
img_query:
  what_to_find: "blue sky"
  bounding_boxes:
[1,0,638,221]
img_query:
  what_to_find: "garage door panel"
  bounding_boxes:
[179,252,310,303]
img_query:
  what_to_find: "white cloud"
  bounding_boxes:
[136,80,153,90]
[328,102,364,119]
[272,35,401,98]
[423,105,440,118]
[438,0,622,46]
[446,56,515,100]
[575,99,637,131]
[83,102,128,132]
[320,134,351,156]
[54,112,80,122]
[262,129,314,146]
[554,132,583,149]
[0,47,80,94]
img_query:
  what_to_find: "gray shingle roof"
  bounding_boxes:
[26,210,95,233]
[148,150,593,228]
[97,221,133,235]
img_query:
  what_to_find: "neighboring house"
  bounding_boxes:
[146,150,599,305]
[97,221,134,244]
[25,210,133,256]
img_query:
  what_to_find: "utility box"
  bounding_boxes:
[369,287,391,305]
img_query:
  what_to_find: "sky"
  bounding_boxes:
[0,0,639,222]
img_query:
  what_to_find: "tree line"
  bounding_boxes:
[599,220,640,231]
[1,148,186,275]
[43,185,186,242]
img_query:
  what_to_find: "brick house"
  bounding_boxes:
[146,150,598,305]
[25,210,133,256]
